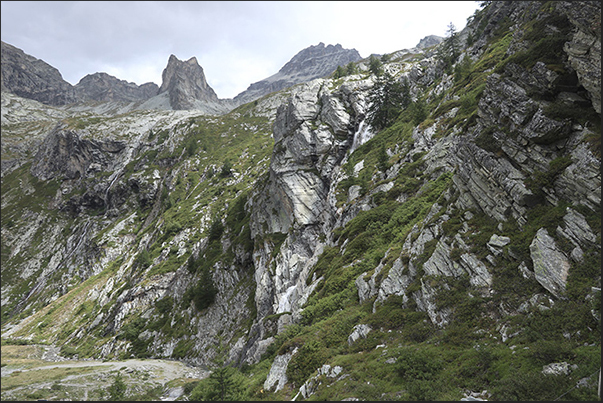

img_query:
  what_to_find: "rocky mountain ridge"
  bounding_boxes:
[233,42,362,105]
[1,1,600,401]
[75,72,159,103]
[1,40,78,106]
[1,40,364,114]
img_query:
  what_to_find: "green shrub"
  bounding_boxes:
[396,347,442,381]
[186,267,217,311]
[172,339,194,359]
[134,248,151,269]
[491,371,573,401]
[60,344,78,358]
[286,339,328,387]
[108,372,127,401]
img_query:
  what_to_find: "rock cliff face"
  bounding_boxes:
[415,35,444,49]
[157,55,221,110]
[233,43,362,105]
[75,72,159,103]
[1,41,77,106]
[1,1,601,401]
[1,42,160,107]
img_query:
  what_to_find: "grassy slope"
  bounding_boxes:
[1,2,600,401]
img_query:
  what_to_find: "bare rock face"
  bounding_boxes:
[30,124,126,181]
[158,54,220,110]
[233,43,362,105]
[1,41,77,106]
[415,35,444,49]
[530,228,571,298]
[557,0,601,114]
[75,72,159,103]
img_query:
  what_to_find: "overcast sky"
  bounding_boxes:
[1,1,480,99]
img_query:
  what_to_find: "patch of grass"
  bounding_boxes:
[1,365,97,391]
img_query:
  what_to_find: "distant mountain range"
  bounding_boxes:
[1,38,443,113]
[1,40,368,112]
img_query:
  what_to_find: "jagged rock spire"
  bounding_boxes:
[158,54,219,110]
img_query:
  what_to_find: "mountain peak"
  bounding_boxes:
[1,40,77,105]
[158,53,219,110]
[233,42,362,104]
[74,72,159,102]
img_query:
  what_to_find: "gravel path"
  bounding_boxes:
[26,358,209,383]
[1,344,210,401]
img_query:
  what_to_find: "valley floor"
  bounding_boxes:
[0,343,208,401]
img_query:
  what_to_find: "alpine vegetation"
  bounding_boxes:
[1,1,600,401]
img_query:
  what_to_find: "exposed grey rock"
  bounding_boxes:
[555,141,601,211]
[556,207,598,248]
[557,1,601,114]
[1,40,77,105]
[530,228,571,298]
[518,261,534,280]
[30,124,126,182]
[487,234,511,255]
[157,54,223,111]
[348,324,372,345]
[459,253,493,288]
[413,278,452,327]
[234,43,361,105]
[263,347,298,392]
[374,257,412,309]
[478,71,539,131]
[452,137,533,225]
[542,361,577,376]
[294,364,344,400]
[75,72,158,103]
[415,35,444,49]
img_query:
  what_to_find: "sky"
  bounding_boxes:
[1,1,481,99]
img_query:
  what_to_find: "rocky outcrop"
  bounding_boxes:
[157,54,221,110]
[250,79,359,234]
[529,228,571,298]
[1,41,77,106]
[30,124,126,182]
[557,1,601,114]
[263,347,298,392]
[75,72,159,103]
[415,35,444,49]
[233,43,361,105]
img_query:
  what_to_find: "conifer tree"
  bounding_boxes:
[366,74,410,131]
[345,61,356,75]
[333,65,346,79]
[438,22,460,71]
[368,55,384,76]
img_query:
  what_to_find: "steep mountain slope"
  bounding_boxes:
[1,1,600,401]
[1,41,159,106]
[1,40,78,106]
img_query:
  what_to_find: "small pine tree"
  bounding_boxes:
[333,65,346,79]
[408,98,428,126]
[193,267,217,311]
[368,55,384,76]
[377,145,390,173]
[220,160,232,177]
[366,74,411,131]
[190,349,243,401]
[108,372,127,401]
[345,61,357,75]
[438,22,460,71]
